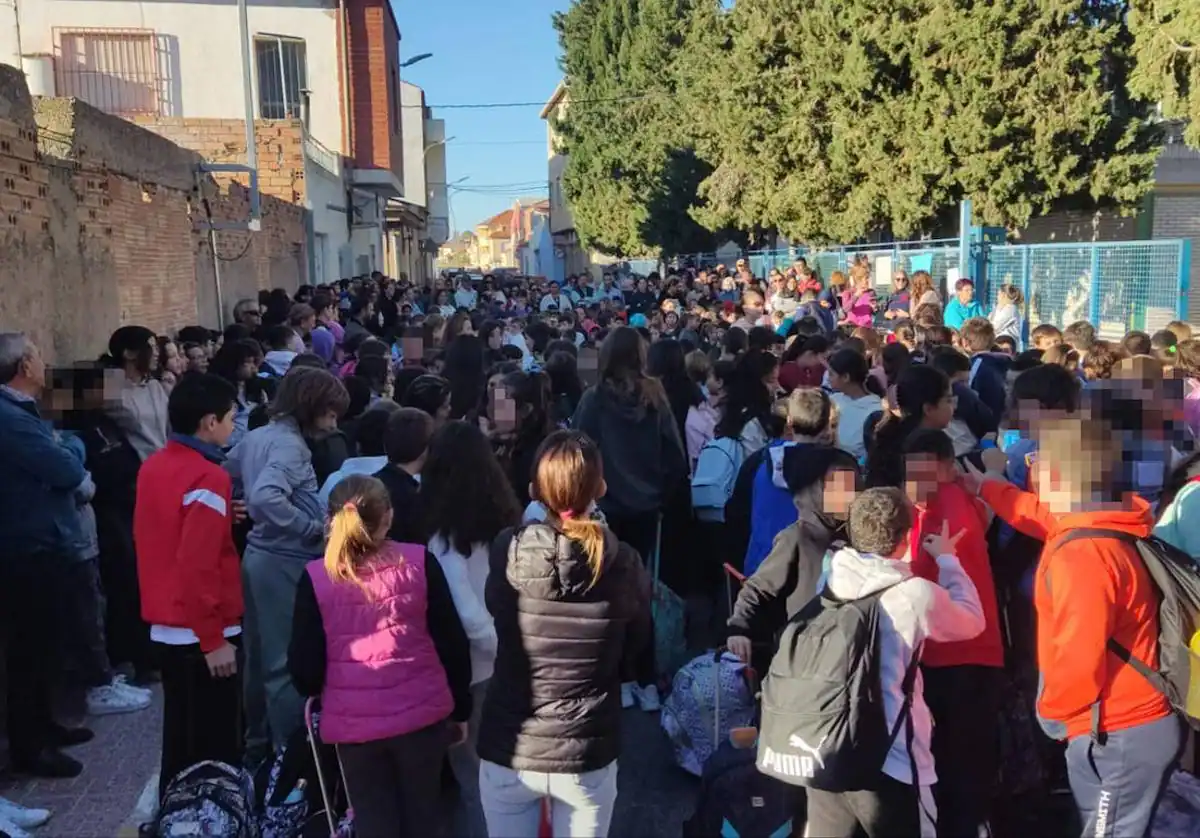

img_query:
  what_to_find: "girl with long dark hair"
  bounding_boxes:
[571,327,688,712]
[865,365,955,489]
[420,421,523,835]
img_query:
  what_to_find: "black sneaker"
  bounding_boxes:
[11,748,84,779]
[48,724,95,747]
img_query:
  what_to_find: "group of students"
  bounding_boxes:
[4,260,1200,838]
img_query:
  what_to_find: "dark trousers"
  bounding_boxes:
[62,557,114,689]
[1065,713,1184,838]
[337,721,449,838]
[158,638,244,800]
[805,775,924,838]
[604,508,660,687]
[0,555,68,762]
[923,664,1001,837]
[95,503,155,674]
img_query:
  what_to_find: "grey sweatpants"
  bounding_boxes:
[241,545,311,757]
[479,759,619,838]
[1065,713,1184,838]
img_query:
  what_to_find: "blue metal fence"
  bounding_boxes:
[674,236,1191,336]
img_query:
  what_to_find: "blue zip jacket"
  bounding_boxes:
[0,388,87,558]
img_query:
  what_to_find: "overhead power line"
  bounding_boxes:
[401,93,653,110]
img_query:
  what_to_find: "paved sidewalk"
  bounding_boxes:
[0,691,161,838]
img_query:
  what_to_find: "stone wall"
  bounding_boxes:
[0,65,308,364]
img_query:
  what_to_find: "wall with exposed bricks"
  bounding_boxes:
[0,65,307,364]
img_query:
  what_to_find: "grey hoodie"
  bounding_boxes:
[825,546,985,787]
[225,418,325,560]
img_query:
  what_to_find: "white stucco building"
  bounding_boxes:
[385,80,448,286]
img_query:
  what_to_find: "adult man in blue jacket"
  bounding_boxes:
[0,333,90,778]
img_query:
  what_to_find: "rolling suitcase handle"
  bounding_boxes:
[305,697,353,838]
[711,645,758,748]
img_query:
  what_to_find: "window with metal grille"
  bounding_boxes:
[255,36,307,119]
[54,28,161,116]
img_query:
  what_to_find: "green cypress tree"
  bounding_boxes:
[1129,0,1200,147]
[554,0,718,256]
[689,0,1160,243]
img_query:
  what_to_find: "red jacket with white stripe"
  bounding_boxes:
[135,438,243,653]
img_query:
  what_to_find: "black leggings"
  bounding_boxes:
[604,509,660,687]
[338,722,449,838]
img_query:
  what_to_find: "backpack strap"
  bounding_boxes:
[1050,527,1166,743]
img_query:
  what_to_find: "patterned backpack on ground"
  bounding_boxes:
[150,761,259,838]
[661,651,757,776]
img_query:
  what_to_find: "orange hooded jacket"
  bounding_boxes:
[980,480,1169,739]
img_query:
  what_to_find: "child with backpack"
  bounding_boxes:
[964,415,1187,838]
[758,487,985,838]
[287,473,472,838]
[133,374,244,799]
[902,429,1003,837]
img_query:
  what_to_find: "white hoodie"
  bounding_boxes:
[429,533,497,686]
[824,546,985,787]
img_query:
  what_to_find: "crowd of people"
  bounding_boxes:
[0,255,1197,838]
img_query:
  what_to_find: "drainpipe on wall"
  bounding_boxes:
[236,0,261,230]
[338,0,353,157]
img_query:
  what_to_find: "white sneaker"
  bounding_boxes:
[0,797,49,830]
[112,674,153,700]
[620,682,636,709]
[87,684,151,716]
[638,684,661,713]
[0,811,32,838]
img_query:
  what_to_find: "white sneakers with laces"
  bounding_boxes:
[0,796,51,836]
[620,682,661,712]
[637,684,661,713]
[86,677,152,716]
[620,682,636,709]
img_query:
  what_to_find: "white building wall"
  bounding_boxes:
[399,81,426,209]
[425,117,449,244]
[13,0,344,154]
[305,156,348,285]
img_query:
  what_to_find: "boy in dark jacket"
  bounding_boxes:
[960,318,1011,420]
[134,374,243,799]
[726,445,860,671]
[929,346,997,453]
[374,407,433,544]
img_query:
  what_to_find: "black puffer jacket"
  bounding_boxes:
[478,522,652,774]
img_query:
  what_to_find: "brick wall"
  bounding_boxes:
[0,65,308,364]
[343,0,402,180]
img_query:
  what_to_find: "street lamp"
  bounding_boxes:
[424,136,455,157]
[401,53,433,68]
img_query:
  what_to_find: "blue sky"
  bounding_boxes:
[392,0,571,235]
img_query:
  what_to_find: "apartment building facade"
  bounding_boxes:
[8,0,410,287]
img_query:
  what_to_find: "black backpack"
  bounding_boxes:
[683,742,793,838]
[1055,529,1200,735]
[757,587,921,792]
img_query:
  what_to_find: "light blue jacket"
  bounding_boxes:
[1155,480,1200,559]
[226,418,325,560]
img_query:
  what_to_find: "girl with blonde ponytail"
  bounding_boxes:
[287,473,474,838]
[476,430,652,838]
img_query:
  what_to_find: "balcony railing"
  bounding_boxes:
[303,132,341,179]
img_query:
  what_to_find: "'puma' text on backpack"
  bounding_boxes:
[757,588,920,792]
[692,436,744,522]
[1057,529,1200,732]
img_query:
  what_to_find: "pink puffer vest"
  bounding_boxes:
[308,542,453,744]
